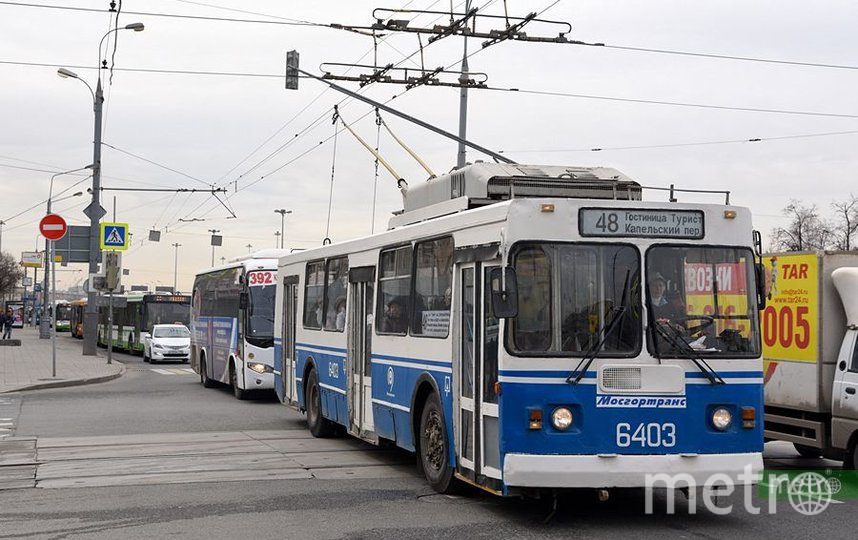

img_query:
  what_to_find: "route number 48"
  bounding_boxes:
[616,422,676,448]
[595,212,620,233]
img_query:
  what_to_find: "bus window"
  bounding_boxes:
[512,247,552,351]
[304,261,325,329]
[377,246,412,335]
[412,236,453,338]
[323,257,349,332]
[510,243,641,356]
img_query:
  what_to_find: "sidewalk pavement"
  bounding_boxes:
[0,327,124,393]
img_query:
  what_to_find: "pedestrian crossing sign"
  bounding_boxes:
[99,222,129,250]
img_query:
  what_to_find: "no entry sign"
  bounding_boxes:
[39,213,68,241]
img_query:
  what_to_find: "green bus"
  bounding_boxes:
[98,292,191,353]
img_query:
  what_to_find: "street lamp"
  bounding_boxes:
[57,21,145,356]
[274,231,281,248]
[246,244,253,254]
[172,243,181,292]
[40,167,91,340]
[274,209,292,249]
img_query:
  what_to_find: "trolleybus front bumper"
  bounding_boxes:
[503,452,763,488]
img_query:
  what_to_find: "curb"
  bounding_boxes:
[0,362,126,394]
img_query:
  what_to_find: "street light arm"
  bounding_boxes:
[97,23,145,84]
[49,165,94,214]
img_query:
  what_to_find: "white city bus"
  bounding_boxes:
[273,162,765,496]
[191,251,284,399]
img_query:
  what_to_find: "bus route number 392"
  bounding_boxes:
[616,422,676,448]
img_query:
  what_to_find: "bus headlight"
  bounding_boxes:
[247,363,273,374]
[711,407,733,431]
[551,407,573,430]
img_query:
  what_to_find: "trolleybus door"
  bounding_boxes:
[281,278,299,406]
[456,263,502,481]
[348,267,375,438]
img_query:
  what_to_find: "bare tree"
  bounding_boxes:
[0,251,24,300]
[829,194,858,251]
[770,200,832,252]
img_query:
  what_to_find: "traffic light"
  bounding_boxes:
[286,50,300,90]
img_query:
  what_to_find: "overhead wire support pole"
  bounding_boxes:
[294,67,516,165]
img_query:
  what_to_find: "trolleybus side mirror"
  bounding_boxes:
[755,263,767,310]
[490,267,518,319]
[239,292,249,311]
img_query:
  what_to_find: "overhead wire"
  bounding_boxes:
[498,129,858,154]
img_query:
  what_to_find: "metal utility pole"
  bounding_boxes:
[57,21,144,356]
[0,220,4,253]
[208,229,220,266]
[274,209,291,249]
[172,243,181,292]
[457,0,472,168]
[83,78,105,356]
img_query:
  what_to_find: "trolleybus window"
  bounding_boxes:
[323,257,349,332]
[646,246,760,357]
[510,243,641,355]
[304,261,325,329]
[412,236,453,338]
[377,245,412,335]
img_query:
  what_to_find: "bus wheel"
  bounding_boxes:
[200,357,215,388]
[419,392,457,493]
[305,369,336,438]
[230,362,248,400]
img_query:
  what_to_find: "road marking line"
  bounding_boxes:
[151,369,175,375]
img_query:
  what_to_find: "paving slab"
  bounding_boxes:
[0,328,124,394]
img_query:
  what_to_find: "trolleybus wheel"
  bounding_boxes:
[200,356,215,388]
[794,443,822,459]
[306,369,336,437]
[230,361,248,400]
[846,442,858,470]
[419,392,457,493]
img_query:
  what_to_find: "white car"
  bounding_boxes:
[143,324,191,364]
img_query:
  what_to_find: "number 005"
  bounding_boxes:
[616,422,676,448]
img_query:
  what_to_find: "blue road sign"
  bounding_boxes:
[100,222,129,250]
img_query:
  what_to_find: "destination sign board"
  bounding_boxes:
[579,208,704,239]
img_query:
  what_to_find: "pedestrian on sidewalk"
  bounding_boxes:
[1,308,12,340]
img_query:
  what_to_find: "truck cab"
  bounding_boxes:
[832,268,858,467]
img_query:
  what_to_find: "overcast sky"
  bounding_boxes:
[1,0,857,292]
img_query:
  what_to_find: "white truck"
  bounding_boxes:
[762,251,858,468]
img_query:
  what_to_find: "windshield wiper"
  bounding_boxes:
[567,306,626,385]
[652,321,725,385]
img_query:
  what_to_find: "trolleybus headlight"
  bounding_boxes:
[248,362,273,374]
[551,407,573,430]
[711,407,733,431]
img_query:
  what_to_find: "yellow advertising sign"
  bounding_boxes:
[761,253,818,363]
[684,262,751,337]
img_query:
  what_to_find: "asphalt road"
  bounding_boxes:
[0,344,855,539]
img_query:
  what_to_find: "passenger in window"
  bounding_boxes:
[334,297,347,331]
[442,287,452,309]
[649,273,668,307]
[383,297,408,334]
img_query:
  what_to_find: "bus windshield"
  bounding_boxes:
[146,301,190,332]
[55,304,72,320]
[509,243,641,356]
[646,245,760,357]
[248,283,275,340]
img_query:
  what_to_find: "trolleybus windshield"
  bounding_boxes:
[509,243,641,356]
[646,245,760,357]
